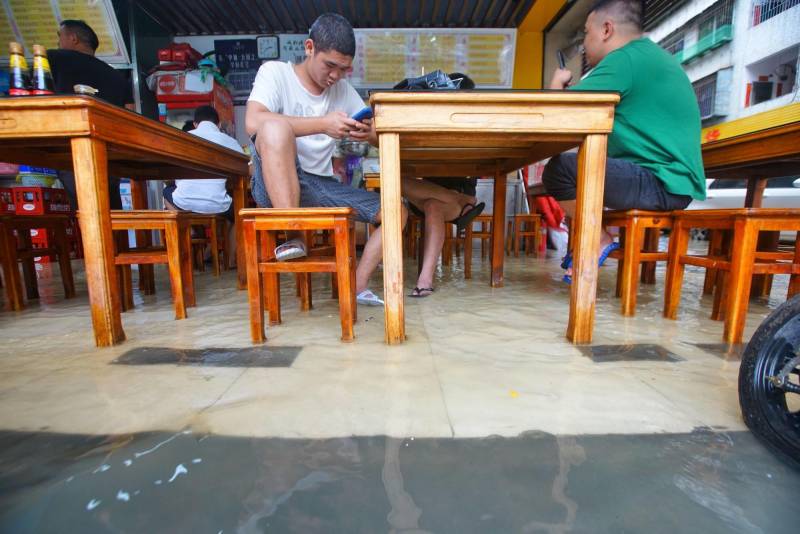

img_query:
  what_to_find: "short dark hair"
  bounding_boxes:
[309,13,356,57]
[181,120,195,132]
[194,105,219,125]
[589,0,645,31]
[61,20,99,51]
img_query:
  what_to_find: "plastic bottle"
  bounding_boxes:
[7,41,31,96]
[30,44,55,95]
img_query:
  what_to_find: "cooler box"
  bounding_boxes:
[14,187,72,215]
[0,188,15,214]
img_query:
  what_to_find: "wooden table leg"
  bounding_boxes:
[490,170,506,287]
[71,137,125,347]
[567,134,608,344]
[233,175,247,290]
[744,177,767,208]
[379,132,405,344]
[745,177,772,297]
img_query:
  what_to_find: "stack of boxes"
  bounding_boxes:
[0,164,82,266]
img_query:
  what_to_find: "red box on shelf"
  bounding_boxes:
[29,227,50,248]
[0,188,15,214]
[13,187,72,215]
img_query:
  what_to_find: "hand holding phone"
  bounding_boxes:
[351,106,373,122]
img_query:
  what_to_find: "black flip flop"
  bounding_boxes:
[450,202,486,233]
[409,287,435,298]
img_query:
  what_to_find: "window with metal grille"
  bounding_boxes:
[698,0,735,37]
[660,31,685,55]
[752,0,800,26]
[693,74,717,120]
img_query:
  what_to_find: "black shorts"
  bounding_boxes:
[541,153,692,211]
[162,185,235,223]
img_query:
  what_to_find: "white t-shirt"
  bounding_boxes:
[171,121,244,214]
[247,61,364,176]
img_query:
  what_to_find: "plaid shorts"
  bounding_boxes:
[250,142,381,224]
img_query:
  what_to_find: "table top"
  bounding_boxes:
[370,90,619,177]
[0,95,249,180]
[702,120,800,179]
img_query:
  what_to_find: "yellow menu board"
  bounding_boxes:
[2,0,129,64]
[351,29,516,89]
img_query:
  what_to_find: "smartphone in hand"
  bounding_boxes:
[557,49,567,69]
[351,106,373,122]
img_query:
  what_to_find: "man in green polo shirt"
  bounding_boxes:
[542,0,706,282]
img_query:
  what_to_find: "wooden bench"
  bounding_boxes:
[241,208,357,343]
[603,210,674,316]
[463,213,494,280]
[664,208,800,344]
[109,210,194,320]
[0,214,75,310]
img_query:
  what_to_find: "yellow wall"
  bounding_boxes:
[513,0,568,88]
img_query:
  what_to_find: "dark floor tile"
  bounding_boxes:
[112,346,301,368]
[1,428,798,533]
[578,344,684,363]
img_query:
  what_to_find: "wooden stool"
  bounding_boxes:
[512,213,542,257]
[603,210,674,316]
[109,210,194,320]
[463,214,494,280]
[187,214,228,276]
[241,208,357,343]
[664,208,800,344]
[405,213,422,260]
[442,224,465,265]
[0,214,75,310]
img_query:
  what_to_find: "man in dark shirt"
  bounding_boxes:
[48,19,131,108]
[47,19,132,209]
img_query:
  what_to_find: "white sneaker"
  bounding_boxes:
[356,289,384,306]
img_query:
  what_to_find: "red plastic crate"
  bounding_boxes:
[13,187,72,215]
[0,188,15,214]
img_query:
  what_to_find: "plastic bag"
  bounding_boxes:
[393,69,460,90]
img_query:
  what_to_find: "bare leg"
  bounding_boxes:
[415,199,447,290]
[356,205,408,293]
[402,177,475,215]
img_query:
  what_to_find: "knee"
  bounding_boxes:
[422,198,444,219]
[256,117,294,153]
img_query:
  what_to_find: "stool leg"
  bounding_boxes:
[664,221,690,320]
[54,226,75,298]
[210,219,220,276]
[620,218,643,316]
[164,221,187,320]
[464,221,473,280]
[723,218,759,344]
[334,218,354,341]
[263,230,281,325]
[120,266,134,311]
[711,270,727,321]
[331,273,338,300]
[640,227,658,285]
[417,218,425,276]
[243,220,265,343]
[703,230,723,295]
[0,224,24,311]
[298,273,312,311]
[514,218,521,257]
[615,227,626,298]
[349,222,357,323]
[481,221,487,259]
[180,220,196,308]
[18,231,39,301]
[789,232,800,298]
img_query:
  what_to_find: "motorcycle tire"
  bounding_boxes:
[739,294,800,467]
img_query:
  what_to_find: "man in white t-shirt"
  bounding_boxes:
[245,13,404,306]
[163,105,243,263]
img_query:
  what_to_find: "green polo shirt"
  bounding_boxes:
[572,38,706,200]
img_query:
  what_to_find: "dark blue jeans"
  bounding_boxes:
[542,153,692,211]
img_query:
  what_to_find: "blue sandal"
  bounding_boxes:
[562,242,620,284]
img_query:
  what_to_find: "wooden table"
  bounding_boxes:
[0,96,249,347]
[370,91,619,344]
[702,121,800,207]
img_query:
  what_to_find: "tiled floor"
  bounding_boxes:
[1,246,798,531]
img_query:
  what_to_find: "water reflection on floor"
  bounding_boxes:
[2,242,798,531]
[1,428,798,533]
